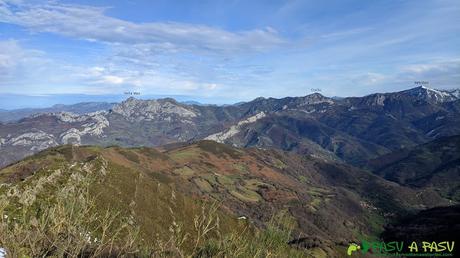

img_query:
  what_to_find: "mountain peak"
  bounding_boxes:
[112,97,198,121]
[306,92,325,98]
[406,85,444,94]
[252,97,266,102]
[401,86,459,103]
[125,96,137,101]
[300,92,334,105]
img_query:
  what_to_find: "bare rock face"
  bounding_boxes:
[60,128,82,145]
[205,112,266,143]
[6,129,57,151]
[0,111,110,167]
[112,97,198,121]
[59,111,109,145]
[54,112,89,123]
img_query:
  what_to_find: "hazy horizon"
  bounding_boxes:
[0,84,459,110]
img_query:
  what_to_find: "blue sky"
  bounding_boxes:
[0,0,459,107]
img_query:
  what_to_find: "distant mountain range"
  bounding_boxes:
[0,102,115,122]
[1,86,459,168]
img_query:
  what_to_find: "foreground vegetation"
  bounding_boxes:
[0,166,308,257]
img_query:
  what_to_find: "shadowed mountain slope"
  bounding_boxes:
[382,205,460,256]
[367,135,460,201]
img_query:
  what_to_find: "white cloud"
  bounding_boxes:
[358,72,386,85]
[0,40,21,70]
[100,75,124,85]
[0,1,284,98]
[89,66,105,75]
[397,59,460,88]
[0,39,48,91]
[0,40,35,70]
[320,27,373,40]
[401,60,460,74]
[204,83,219,90]
[0,1,284,54]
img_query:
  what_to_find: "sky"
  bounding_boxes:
[0,0,459,108]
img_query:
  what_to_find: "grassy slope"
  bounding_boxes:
[0,141,451,257]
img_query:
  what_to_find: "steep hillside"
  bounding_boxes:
[367,135,460,201]
[0,141,450,256]
[207,110,389,164]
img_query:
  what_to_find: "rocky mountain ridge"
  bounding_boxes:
[111,97,199,121]
[0,86,458,168]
